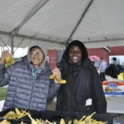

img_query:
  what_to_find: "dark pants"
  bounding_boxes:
[100,72,105,81]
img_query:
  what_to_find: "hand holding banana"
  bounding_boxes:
[0,50,15,67]
[49,67,66,84]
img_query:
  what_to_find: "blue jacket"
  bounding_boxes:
[0,56,60,110]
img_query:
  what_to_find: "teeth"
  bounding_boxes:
[73,57,78,59]
[34,59,38,62]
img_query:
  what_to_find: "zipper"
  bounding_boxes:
[29,79,35,109]
[28,68,51,109]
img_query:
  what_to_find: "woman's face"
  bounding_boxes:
[69,45,82,63]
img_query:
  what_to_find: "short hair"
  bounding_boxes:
[30,46,41,51]
[112,57,117,61]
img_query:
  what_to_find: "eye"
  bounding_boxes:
[70,50,81,54]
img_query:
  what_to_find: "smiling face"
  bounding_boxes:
[69,45,82,63]
[30,47,44,68]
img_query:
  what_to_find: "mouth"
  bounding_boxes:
[33,59,39,62]
[72,57,78,60]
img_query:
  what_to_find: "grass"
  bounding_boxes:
[0,87,7,100]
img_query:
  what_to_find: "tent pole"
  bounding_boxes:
[66,0,94,45]
[10,35,14,55]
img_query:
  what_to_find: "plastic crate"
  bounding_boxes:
[65,112,113,124]
[16,110,73,124]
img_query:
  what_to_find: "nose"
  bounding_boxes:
[35,52,39,57]
[72,51,78,55]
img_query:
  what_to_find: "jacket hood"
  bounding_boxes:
[62,40,88,66]
[27,42,47,69]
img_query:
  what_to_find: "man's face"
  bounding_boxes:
[69,45,82,63]
[30,47,44,68]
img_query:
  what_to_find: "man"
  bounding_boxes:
[0,42,61,110]
[99,58,107,81]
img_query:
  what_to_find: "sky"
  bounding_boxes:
[0,46,28,58]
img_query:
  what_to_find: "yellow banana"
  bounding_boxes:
[0,120,11,124]
[49,73,66,84]
[60,118,65,124]
[28,113,37,124]
[79,115,86,122]
[84,112,96,124]
[5,56,15,67]
[55,75,66,84]
[49,74,55,79]
[15,108,21,116]
[45,120,54,124]
[3,111,15,119]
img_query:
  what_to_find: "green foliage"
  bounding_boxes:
[0,87,7,100]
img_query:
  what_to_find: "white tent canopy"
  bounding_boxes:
[0,0,124,53]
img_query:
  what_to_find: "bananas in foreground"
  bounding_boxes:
[27,112,107,124]
[2,109,107,124]
[49,74,66,84]
[3,108,29,120]
[0,120,11,124]
[72,112,107,124]
[5,56,15,67]
[28,113,65,124]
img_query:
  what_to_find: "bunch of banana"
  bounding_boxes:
[0,120,11,124]
[49,74,66,84]
[3,108,29,120]
[72,112,107,124]
[28,113,66,124]
[5,56,15,67]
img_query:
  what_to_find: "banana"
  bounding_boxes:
[97,121,107,124]
[3,108,28,120]
[83,112,96,124]
[45,120,54,124]
[5,56,15,67]
[55,76,66,84]
[28,113,37,124]
[60,118,65,124]
[15,108,21,116]
[79,115,86,122]
[0,120,11,124]
[36,119,42,124]
[17,113,25,119]
[73,119,78,124]
[3,111,15,119]
[49,73,66,84]
[49,74,55,79]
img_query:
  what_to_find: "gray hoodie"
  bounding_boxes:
[27,42,47,70]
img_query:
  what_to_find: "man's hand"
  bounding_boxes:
[0,50,12,64]
[52,67,61,79]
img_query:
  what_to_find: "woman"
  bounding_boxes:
[56,40,106,114]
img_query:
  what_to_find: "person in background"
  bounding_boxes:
[56,40,107,114]
[99,58,107,81]
[111,57,123,74]
[105,63,122,81]
[0,42,61,110]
